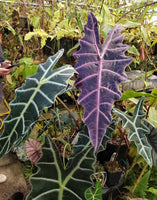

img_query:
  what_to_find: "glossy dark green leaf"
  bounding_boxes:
[0,49,76,157]
[27,136,95,200]
[85,181,102,200]
[113,97,152,166]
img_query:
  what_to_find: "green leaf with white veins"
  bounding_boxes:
[85,181,102,200]
[113,97,152,166]
[27,136,95,200]
[0,49,77,158]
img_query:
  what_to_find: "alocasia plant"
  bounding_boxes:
[113,97,153,166]
[27,136,95,200]
[74,12,132,150]
[0,49,76,157]
[0,11,156,200]
[85,181,102,200]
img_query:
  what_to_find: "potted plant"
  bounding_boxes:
[0,11,156,200]
[105,160,123,187]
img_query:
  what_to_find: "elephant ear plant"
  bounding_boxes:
[73,12,132,150]
[0,12,156,199]
[0,49,76,156]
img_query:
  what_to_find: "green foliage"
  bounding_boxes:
[145,121,157,166]
[13,57,38,79]
[85,181,102,200]
[0,49,76,157]
[27,136,95,200]
[119,89,157,101]
[22,161,34,180]
[25,29,54,48]
[125,161,157,200]
[149,89,157,106]
[147,187,157,200]
[133,170,151,197]
[113,97,152,166]
[148,107,157,128]
[127,45,140,56]
[0,1,157,199]
[146,166,157,200]
[141,26,151,47]
[51,108,63,131]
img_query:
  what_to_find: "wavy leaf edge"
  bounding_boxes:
[74,12,132,150]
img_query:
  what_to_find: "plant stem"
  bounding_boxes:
[116,125,126,160]
[131,163,148,195]
[63,143,71,169]
[72,91,82,122]
[41,0,44,8]
[100,0,105,14]
[56,96,80,128]
[49,0,53,15]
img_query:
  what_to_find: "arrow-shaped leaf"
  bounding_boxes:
[113,97,152,166]
[0,49,76,157]
[74,12,132,150]
[27,136,95,200]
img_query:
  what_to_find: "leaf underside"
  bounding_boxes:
[0,49,76,157]
[25,138,42,163]
[113,97,153,166]
[27,136,95,200]
[74,12,132,150]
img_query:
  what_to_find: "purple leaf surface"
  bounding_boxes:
[74,12,132,150]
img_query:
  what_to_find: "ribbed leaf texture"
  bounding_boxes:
[72,121,116,156]
[74,12,132,150]
[133,170,150,198]
[113,97,153,166]
[27,136,95,200]
[25,138,42,163]
[0,49,76,157]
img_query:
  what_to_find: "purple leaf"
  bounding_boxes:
[74,12,132,150]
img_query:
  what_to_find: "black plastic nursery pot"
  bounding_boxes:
[106,170,122,187]
[101,171,125,200]
[97,140,129,166]
[102,187,120,200]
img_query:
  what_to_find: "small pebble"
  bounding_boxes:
[0,174,7,183]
